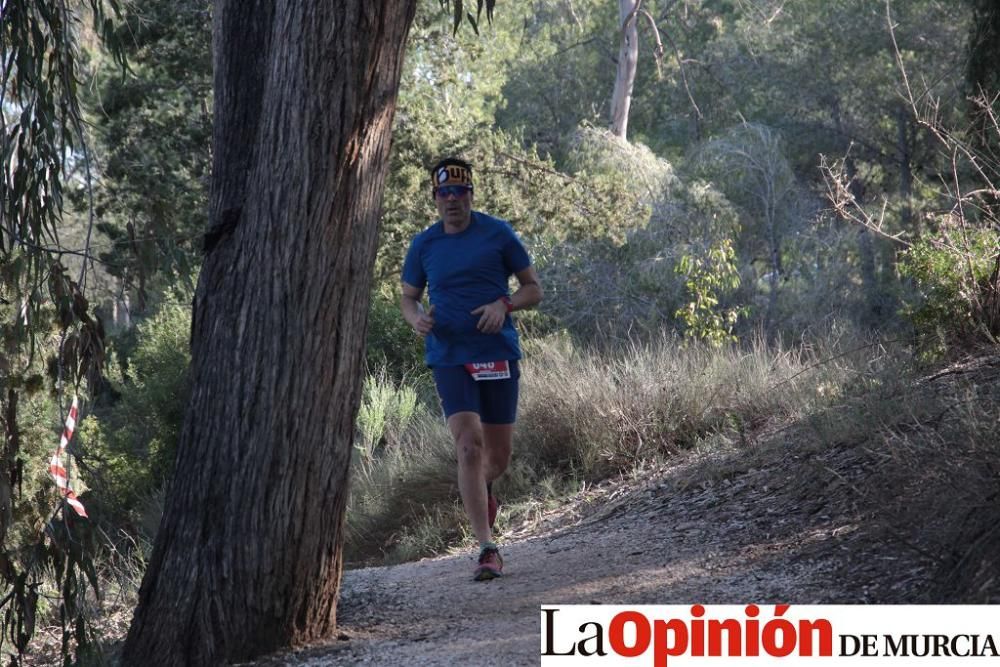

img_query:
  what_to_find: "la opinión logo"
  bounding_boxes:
[542,604,832,663]
[541,604,1000,664]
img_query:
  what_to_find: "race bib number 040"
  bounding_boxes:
[464,360,511,381]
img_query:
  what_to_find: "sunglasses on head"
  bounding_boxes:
[434,185,472,198]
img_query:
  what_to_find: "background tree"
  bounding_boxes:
[120,2,418,663]
[87,0,212,319]
[2,1,125,662]
[694,123,799,331]
[609,0,665,142]
[610,0,641,140]
[495,0,617,159]
[966,0,1000,185]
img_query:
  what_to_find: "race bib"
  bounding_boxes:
[464,360,511,381]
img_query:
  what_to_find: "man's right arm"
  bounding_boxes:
[401,282,435,336]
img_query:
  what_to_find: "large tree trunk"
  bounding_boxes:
[609,0,639,141]
[121,1,417,664]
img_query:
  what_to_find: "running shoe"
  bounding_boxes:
[474,545,504,581]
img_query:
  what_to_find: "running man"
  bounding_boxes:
[400,157,543,581]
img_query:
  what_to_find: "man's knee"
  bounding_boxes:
[456,428,484,466]
[449,413,484,467]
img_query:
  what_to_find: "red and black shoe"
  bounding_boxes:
[474,545,504,581]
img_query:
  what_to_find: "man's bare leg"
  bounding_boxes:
[482,422,513,530]
[482,423,513,484]
[448,411,491,544]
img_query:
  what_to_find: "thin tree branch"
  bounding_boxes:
[657,17,703,120]
[493,151,574,181]
[819,154,913,248]
[638,10,664,79]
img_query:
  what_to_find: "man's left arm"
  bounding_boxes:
[508,266,543,311]
[472,266,543,334]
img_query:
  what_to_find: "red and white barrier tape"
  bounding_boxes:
[49,396,88,518]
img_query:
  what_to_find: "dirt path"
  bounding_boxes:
[250,448,931,666]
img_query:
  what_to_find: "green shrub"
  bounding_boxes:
[365,285,427,382]
[899,226,1000,353]
[347,389,456,563]
[78,301,191,532]
[674,238,745,346]
[538,131,745,341]
[356,371,422,459]
[4,389,65,547]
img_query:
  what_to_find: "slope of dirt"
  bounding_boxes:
[247,443,933,666]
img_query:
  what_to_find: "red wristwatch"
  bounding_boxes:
[500,296,514,313]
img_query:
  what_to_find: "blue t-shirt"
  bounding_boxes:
[402,211,531,367]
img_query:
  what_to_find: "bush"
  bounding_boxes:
[539,128,744,341]
[77,301,191,534]
[365,285,427,383]
[674,238,745,345]
[3,388,65,547]
[347,370,456,564]
[356,370,423,458]
[516,331,865,479]
[899,226,1000,353]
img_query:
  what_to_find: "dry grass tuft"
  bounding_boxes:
[852,354,1000,602]
[346,328,889,564]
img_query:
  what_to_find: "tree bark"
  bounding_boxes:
[610,0,639,141]
[121,1,417,664]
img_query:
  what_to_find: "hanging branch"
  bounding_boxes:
[438,0,496,35]
[886,0,996,189]
[639,10,665,79]
[657,17,703,121]
[819,154,913,248]
[0,1,125,663]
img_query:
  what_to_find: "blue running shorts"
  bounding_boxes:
[432,360,520,424]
